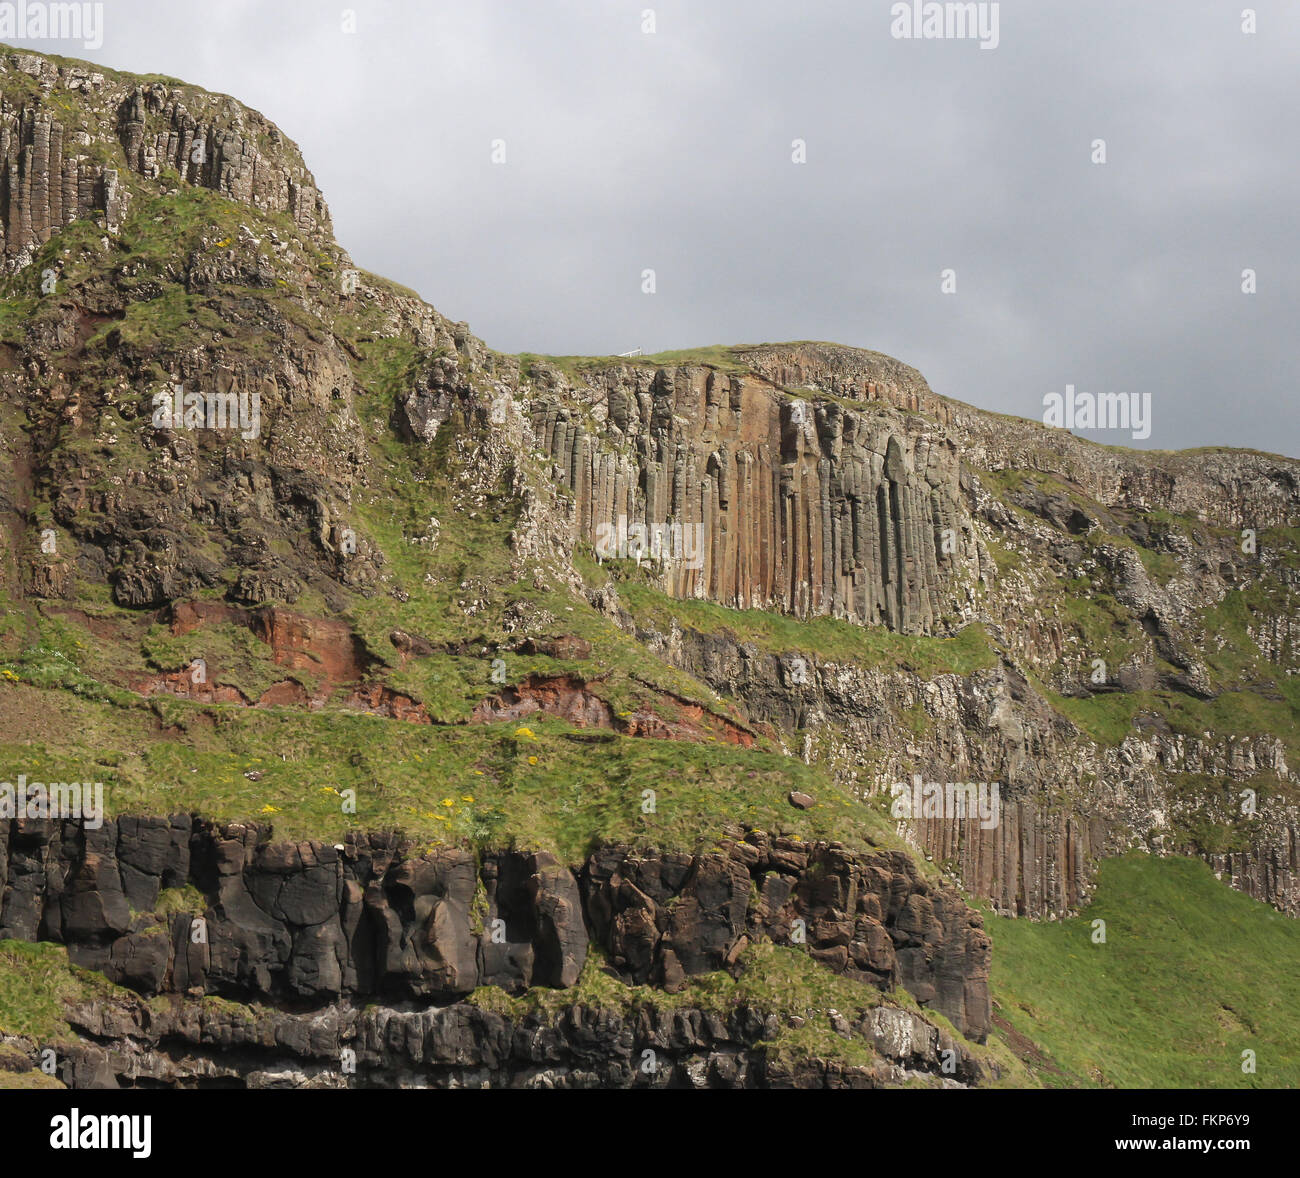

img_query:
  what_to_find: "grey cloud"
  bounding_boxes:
[27,0,1299,455]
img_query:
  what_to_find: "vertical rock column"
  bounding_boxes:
[532,366,961,634]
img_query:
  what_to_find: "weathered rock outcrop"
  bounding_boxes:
[585,839,989,1040]
[0,814,990,1041]
[0,50,327,270]
[2,990,984,1090]
[0,102,128,266]
[616,605,1298,918]
[741,341,953,424]
[116,84,327,235]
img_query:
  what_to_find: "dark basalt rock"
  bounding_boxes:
[0,814,991,1042]
[12,986,983,1089]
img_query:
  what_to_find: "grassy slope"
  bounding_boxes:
[0,188,910,860]
[987,854,1300,1088]
[614,578,996,677]
[0,664,908,861]
[0,940,123,1044]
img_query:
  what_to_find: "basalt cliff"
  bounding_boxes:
[0,47,1296,1090]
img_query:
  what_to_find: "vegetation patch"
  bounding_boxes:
[613,579,997,677]
[986,854,1300,1088]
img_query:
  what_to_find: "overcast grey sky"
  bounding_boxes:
[16,0,1300,455]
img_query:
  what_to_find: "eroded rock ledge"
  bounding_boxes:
[2,991,985,1090]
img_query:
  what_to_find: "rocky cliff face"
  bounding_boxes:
[9,985,986,1090]
[528,361,975,633]
[629,621,1297,918]
[544,354,1300,916]
[0,46,1296,1090]
[0,814,992,1088]
[0,814,989,1037]
[0,51,326,271]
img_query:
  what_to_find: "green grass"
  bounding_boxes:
[0,674,907,862]
[8,546,914,866]
[0,293,38,346]
[1050,674,1300,766]
[1047,688,1145,746]
[1052,584,1144,670]
[987,854,1300,1088]
[0,940,124,1044]
[1204,584,1299,682]
[614,580,997,677]
[139,618,311,701]
[350,336,426,398]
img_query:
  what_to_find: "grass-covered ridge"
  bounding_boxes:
[608,577,997,678]
[986,854,1300,1088]
[0,675,907,861]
